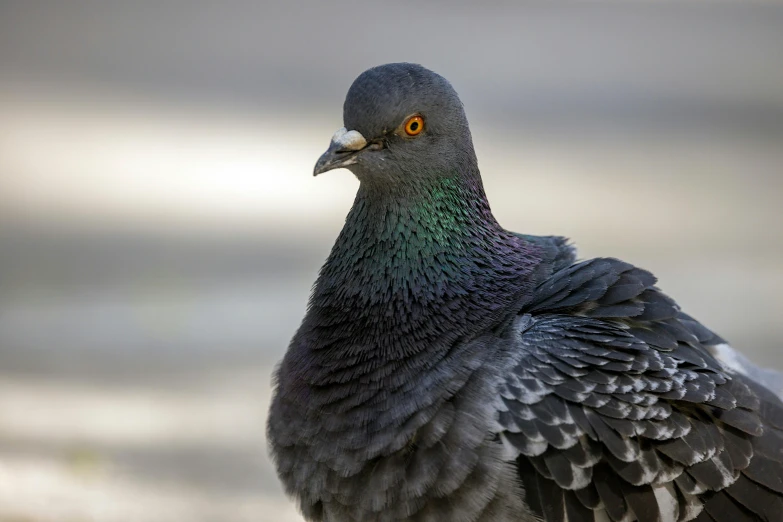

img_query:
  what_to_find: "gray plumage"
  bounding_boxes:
[267,63,783,522]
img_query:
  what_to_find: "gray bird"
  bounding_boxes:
[267,63,783,522]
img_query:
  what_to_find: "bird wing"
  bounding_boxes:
[514,234,577,275]
[496,258,783,522]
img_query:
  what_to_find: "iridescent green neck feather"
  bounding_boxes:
[290,171,542,396]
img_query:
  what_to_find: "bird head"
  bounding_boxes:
[313,63,477,189]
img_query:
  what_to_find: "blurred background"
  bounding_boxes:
[1,1,782,521]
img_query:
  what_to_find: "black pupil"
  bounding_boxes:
[410,121,419,131]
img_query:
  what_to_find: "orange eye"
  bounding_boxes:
[404,115,424,136]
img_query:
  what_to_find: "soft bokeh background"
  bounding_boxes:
[1,1,782,521]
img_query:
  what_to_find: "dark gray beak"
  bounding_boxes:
[313,127,368,176]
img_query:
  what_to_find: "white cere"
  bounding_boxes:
[331,127,368,151]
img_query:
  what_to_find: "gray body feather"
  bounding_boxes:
[267,63,783,521]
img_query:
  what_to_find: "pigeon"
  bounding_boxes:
[267,63,783,522]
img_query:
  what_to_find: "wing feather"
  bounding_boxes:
[495,258,783,521]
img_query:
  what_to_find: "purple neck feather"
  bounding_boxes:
[294,173,543,393]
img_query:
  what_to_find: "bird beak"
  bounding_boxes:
[313,127,368,176]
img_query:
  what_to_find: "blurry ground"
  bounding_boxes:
[1,1,782,521]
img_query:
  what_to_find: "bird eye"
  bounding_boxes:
[403,115,424,136]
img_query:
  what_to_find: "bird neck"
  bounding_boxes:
[301,174,542,380]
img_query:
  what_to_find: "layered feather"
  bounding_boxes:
[497,258,783,522]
